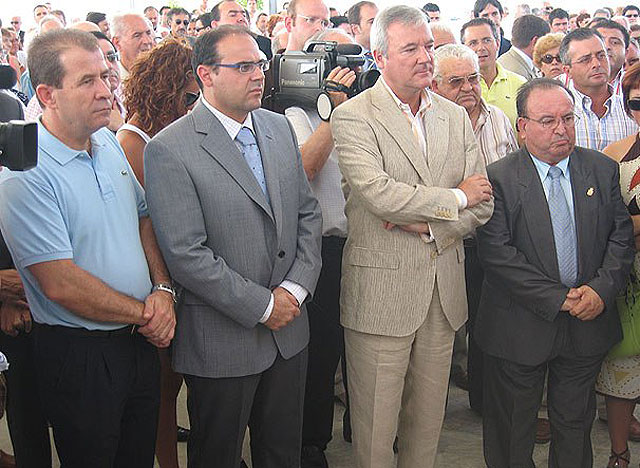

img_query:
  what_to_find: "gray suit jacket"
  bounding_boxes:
[497,47,537,81]
[144,103,322,378]
[475,147,634,366]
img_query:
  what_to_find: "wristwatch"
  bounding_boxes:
[152,283,177,303]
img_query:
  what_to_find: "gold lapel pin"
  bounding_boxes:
[587,187,595,197]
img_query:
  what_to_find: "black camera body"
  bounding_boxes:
[265,41,379,111]
[0,121,37,171]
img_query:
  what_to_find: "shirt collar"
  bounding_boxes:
[201,95,254,139]
[493,62,509,83]
[569,81,616,108]
[380,77,431,117]
[475,99,490,130]
[529,150,571,181]
[37,117,106,166]
[512,46,534,69]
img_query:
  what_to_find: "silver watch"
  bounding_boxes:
[152,283,177,303]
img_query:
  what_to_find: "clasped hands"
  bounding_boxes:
[560,285,604,321]
[265,287,300,331]
[138,290,176,348]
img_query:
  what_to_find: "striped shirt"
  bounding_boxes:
[569,83,638,151]
[474,100,519,165]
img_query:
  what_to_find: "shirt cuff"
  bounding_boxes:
[259,293,274,323]
[420,225,435,244]
[451,188,468,210]
[280,280,309,306]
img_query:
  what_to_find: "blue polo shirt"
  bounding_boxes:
[0,120,152,330]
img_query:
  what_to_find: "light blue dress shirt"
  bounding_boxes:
[0,120,152,330]
[529,153,575,220]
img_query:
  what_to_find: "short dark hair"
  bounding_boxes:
[89,30,115,50]
[86,12,107,25]
[211,0,238,22]
[559,27,604,65]
[422,3,440,13]
[461,17,499,43]
[548,8,569,25]
[592,19,631,49]
[144,6,158,14]
[624,5,640,16]
[473,0,503,18]
[197,12,213,28]
[346,1,376,25]
[167,8,190,22]
[28,29,99,94]
[51,10,66,25]
[330,15,349,28]
[33,4,48,12]
[192,25,253,87]
[516,77,574,118]
[159,6,171,15]
[511,14,550,49]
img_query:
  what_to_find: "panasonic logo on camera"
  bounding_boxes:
[281,79,306,87]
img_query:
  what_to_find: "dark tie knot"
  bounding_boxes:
[236,127,257,147]
[548,166,563,180]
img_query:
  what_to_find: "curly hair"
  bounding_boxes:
[532,32,564,69]
[123,38,194,138]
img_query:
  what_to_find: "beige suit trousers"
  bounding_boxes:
[345,285,455,468]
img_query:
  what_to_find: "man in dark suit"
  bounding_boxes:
[144,25,322,468]
[475,78,635,467]
[211,0,272,59]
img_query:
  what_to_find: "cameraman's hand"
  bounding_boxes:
[327,66,356,107]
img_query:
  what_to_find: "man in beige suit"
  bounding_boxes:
[330,6,494,468]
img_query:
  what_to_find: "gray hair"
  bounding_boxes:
[307,27,354,45]
[111,13,151,38]
[430,21,456,39]
[38,15,63,31]
[433,44,479,82]
[371,5,428,57]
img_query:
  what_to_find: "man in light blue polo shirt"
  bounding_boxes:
[0,29,176,467]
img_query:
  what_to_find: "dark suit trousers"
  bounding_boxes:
[183,348,307,468]
[482,317,605,468]
[33,324,160,468]
[302,236,346,450]
[464,240,484,414]
[0,331,51,468]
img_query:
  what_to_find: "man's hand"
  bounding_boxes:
[560,288,581,311]
[0,300,31,337]
[138,290,176,348]
[383,221,430,234]
[326,66,357,107]
[264,287,300,331]
[567,285,605,321]
[0,269,26,303]
[458,174,493,208]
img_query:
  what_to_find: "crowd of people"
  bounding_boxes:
[1,0,640,468]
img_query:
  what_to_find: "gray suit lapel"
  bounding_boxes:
[568,151,596,284]
[253,112,283,241]
[192,103,275,223]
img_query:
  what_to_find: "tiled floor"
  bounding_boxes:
[0,381,627,467]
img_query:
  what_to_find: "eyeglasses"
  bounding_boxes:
[522,112,579,129]
[626,13,640,17]
[105,51,119,63]
[185,91,200,107]
[571,50,608,66]
[296,14,330,29]
[209,59,270,74]
[446,72,480,88]
[628,98,640,111]
[10,21,19,25]
[173,19,190,26]
[540,54,561,64]
[196,25,209,32]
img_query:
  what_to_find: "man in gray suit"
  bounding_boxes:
[144,25,322,468]
[497,14,549,80]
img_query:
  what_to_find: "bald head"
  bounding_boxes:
[71,21,101,32]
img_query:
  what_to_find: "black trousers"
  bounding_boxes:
[33,324,160,468]
[0,331,51,468]
[465,240,485,414]
[482,318,605,468]
[184,348,308,468]
[302,236,346,450]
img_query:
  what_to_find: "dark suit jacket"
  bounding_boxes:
[475,146,634,366]
[256,34,272,60]
[0,91,23,123]
[498,35,511,57]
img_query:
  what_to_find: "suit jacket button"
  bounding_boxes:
[278,250,285,258]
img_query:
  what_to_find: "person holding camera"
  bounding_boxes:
[284,26,357,468]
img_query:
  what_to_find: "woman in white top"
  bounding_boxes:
[116,38,199,468]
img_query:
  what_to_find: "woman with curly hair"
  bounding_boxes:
[117,38,199,468]
[118,38,200,186]
[532,32,565,79]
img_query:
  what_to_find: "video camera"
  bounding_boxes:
[0,121,37,171]
[265,40,380,117]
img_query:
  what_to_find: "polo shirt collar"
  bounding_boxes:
[493,62,509,83]
[37,118,106,166]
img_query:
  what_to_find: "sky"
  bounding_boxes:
[3,0,618,31]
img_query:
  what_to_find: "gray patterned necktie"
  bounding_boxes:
[236,127,270,205]
[547,165,578,287]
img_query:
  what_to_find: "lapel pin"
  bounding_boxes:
[121,169,128,176]
[586,187,595,197]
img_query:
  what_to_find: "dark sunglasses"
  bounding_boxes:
[541,54,561,64]
[628,98,640,111]
[626,13,640,17]
[185,91,200,107]
[173,19,189,25]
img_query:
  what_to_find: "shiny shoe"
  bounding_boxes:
[607,447,629,468]
[177,425,190,442]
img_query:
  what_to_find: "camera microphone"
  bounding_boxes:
[334,44,363,56]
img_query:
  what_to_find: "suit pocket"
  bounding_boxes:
[345,246,400,269]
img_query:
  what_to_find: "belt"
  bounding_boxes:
[35,323,137,338]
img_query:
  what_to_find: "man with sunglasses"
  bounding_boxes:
[144,25,322,468]
[10,17,24,47]
[561,28,637,151]
[476,77,634,468]
[167,7,191,39]
[624,5,640,26]
[498,14,550,81]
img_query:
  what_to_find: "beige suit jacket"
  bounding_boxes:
[331,80,493,337]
